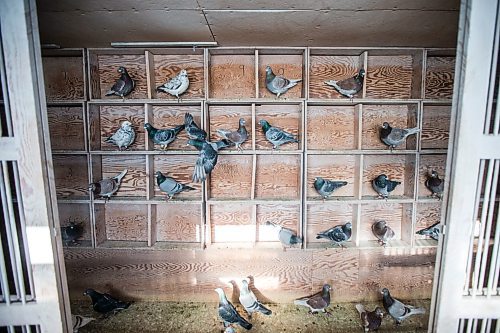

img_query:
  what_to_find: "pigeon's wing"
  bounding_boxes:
[386,180,400,192]
[338,76,359,91]
[163,75,182,90]
[322,180,345,193]
[266,127,296,142]
[360,311,370,328]
[159,177,182,194]
[388,128,406,142]
[187,126,207,140]
[271,75,291,90]
[219,303,239,323]
[110,78,126,94]
[98,179,118,196]
[388,298,410,318]
[153,129,176,144]
[201,146,218,173]
[278,228,293,245]
[306,293,328,310]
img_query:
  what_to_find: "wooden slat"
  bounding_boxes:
[46,105,85,151]
[42,55,85,101]
[365,54,416,99]
[421,104,451,149]
[425,56,455,99]
[307,105,357,150]
[209,154,253,199]
[209,54,255,99]
[52,155,89,198]
[0,138,19,160]
[155,203,202,242]
[255,154,301,199]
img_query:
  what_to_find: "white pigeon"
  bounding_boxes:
[238,279,272,318]
[105,120,136,150]
[157,69,189,101]
[71,314,95,333]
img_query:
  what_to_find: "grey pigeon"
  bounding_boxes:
[416,222,441,241]
[214,288,252,330]
[105,66,135,99]
[105,120,136,150]
[316,222,352,247]
[89,169,127,201]
[216,118,248,151]
[155,171,195,200]
[355,304,384,332]
[314,177,348,199]
[371,220,395,246]
[185,113,207,141]
[372,174,401,199]
[144,122,184,150]
[380,122,420,150]
[325,69,365,99]
[265,65,302,98]
[71,314,95,333]
[157,69,189,101]
[259,119,298,149]
[61,221,84,246]
[188,139,230,182]
[381,288,425,325]
[83,288,131,315]
[425,170,444,199]
[265,221,302,247]
[294,284,331,315]
[238,279,272,318]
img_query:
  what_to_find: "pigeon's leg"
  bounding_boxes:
[324,309,332,316]
[165,194,171,202]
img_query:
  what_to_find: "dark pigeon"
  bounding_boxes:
[144,122,184,150]
[185,113,207,141]
[372,174,401,199]
[316,222,352,247]
[294,284,331,315]
[188,139,231,182]
[314,177,348,199]
[325,68,365,99]
[416,222,441,241]
[216,118,248,151]
[155,171,195,200]
[61,221,84,246]
[355,304,384,332]
[380,122,420,150]
[265,221,302,247]
[105,66,135,99]
[265,65,302,98]
[425,170,444,199]
[259,119,298,149]
[381,288,425,325]
[215,288,252,330]
[371,220,395,246]
[83,288,130,315]
[89,169,127,201]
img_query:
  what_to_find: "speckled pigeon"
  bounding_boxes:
[316,222,352,247]
[105,120,136,150]
[259,119,298,149]
[215,288,252,330]
[157,69,189,101]
[83,288,131,315]
[294,284,331,315]
[314,177,348,199]
[371,220,395,246]
[71,314,95,333]
[89,169,127,201]
[381,288,425,325]
[372,174,401,199]
[416,222,441,241]
[380,122,420,150]
[425,170,444,199]
[185,113,207,141]
[144,122,184,150]
[61,221,84,246]
[155,171,195,200]
[105,66,135,98]
[239,279,272,318]
[265,221,302,247]
[265,65,302,98]
[355,304,384,332]
[325,68,365,99]
[216,118,248,151]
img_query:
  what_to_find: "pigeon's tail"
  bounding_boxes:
[416,228,431,236]
[265,221,278,228]
[113,169,128,183]
[409,306,426,316]
[173,124,185,136]
[316,232,328,240]
[257,303,272,315]
[286,79,302,89]
[72,314,95,332]
[216,129,231,140]
[238,317,253,330]
[181,184,196,192]
[193,159,206,183]
[105,89,115,96]
[104,136,114,143]
[289,235,302,245]
[293,299,309,307]
[355,303,365,315]
[185,112,194,126]
[324,80,339,88]
[405,127,421,138]
[156,85,166,92]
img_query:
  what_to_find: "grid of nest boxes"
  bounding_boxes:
[43,47,455,250]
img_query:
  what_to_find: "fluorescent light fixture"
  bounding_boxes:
[111,41,218,48]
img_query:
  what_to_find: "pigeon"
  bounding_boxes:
[155,171,195,200]
[265,65,302,98]
[355,304,384,332]
[425,170,444,199]
[238,279,272,318]
[188,139,230,182]
[156,69,189,101]
[294,284,331,315]
[372,174,401,199]
[316,222,352,247]
[61,221,84,246]
[89,169,128,201]
[265,221,302,247]
[380,122,420,150]
[325,68,365,99]
[214,288,252,330]
[313,177,348,199]
[105,66,135,99]
[185,113,207,141]
[381,288,425,325]
[259,119,299,149]
[83,288,131,315]
[105,120,136,150]
[371,220,395,246]
[416,222,441,241]
[216,118,248,151]
[144,122,184,150]
[71,314,95,333]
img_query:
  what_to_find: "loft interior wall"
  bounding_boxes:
[37,0,459,48]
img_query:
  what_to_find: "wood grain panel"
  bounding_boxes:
[255,154,300,199]
[425,57,455,99]
[365,55,414,99]
[42,56,84,100]
[209,155,252,199]
[97,54,148,99]
[103,204,148,241]
[47,105,85,150]
[307,105,357,150]
[359,203,407,242]
[153,155,202,200]
[421,105,451,149]
[99,155,147,197]
[209,54,255,98]
[96,104,145,150]
[258,54,304,98]
[210,204,254,242]
[309,55,362,99]
[155,204,201,242]
[151,104,201,151]
[362,154,415,198]
[256,204,300,241]
[306,155,357,198]
[361,104,418,150]
[208,105,253,151]
[255,104,301,150]
[53,154,89,198]
[306,204,354,243]
[58,203,92,242]
[415,203,441,240]
[418,154,446,198]
[153,54,204,99]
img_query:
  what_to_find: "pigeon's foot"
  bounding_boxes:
[324,310,332,316]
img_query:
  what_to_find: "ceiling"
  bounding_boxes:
[37,0,460,48]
